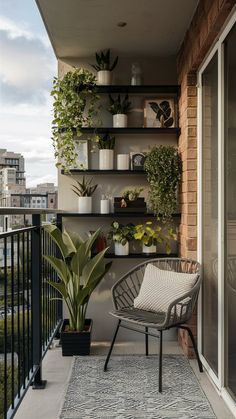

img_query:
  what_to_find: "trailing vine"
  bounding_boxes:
[51,68,100,171]
[144,145,182,221]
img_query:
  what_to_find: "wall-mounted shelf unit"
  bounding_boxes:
[94,85,180,94]
[60,212,181,218]
[104,253,178,259]
[80,127,180,135]
[61,169,147,175]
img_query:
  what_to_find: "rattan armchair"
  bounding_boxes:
[104,258,203,392]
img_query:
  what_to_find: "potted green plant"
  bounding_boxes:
[71,176,98,213]
[108,221,135,256]
[44,226,112,355]
[134,221,177,254]
[144,145,182,221]
[108,94,132,127]
[91,49,118,85]
[97,133,115,170]
[51,68,100,172]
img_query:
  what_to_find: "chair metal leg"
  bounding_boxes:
[104,320,121,372]
[158,330,163,392]
[145,327,149,356]
[179,325,203,373]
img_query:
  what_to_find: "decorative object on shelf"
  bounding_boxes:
[114,187,146,214]
[108,221,135,256]
[94,232,107,253]
[131,62,143,86]
[144,98,177,128]
[144,146,182,221]
[91,49,118,85]
[134,221,176,254]
[130,152,146,170]
[71,176,98,214]
[117,154,130,170]
[70,140,88,170]
[43,226,112,355]
[100,195,110,214]
[51,68,100,172]
[108,94,131,127]
[97,133,115,170]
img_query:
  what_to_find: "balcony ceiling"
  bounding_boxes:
[36,0,198,59]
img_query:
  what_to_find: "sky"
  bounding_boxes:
[0,0,57,187]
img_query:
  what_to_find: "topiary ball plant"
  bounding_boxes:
[144,145,182,221]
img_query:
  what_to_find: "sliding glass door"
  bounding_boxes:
[224,21,236,401]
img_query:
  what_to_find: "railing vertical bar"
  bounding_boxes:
[17,233,21,397]
[26,231,30,379]
[46,233,49,343]
[42,228,45,350]
[11,235,15,409]
[30,230,33,372]
[50,236,53,337]
[4,237,8,419]
[22,231,26,388]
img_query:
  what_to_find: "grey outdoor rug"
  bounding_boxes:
[59,355,216,419]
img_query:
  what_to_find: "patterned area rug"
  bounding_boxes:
[59,355,216,419]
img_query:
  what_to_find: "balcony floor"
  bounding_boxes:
[14,340,234,419]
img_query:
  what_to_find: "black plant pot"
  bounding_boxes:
[60,319,93,356]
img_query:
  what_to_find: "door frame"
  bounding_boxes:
[197,8,236,415]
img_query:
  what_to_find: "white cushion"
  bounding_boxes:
[134,263,198,314]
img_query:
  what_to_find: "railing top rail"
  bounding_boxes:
[0,225,38,238]
[0,207,64,215]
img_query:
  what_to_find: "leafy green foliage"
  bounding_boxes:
[144,146,182,221]
[149,100,174,128]
[134,221,177,253]
[122,187,144,201]
[51,68,100,172]
[43,226,112,331]
[91,49,118,72]
[108,221,135,246]
[108,94,131,115]
[71,176,98,197]
[96,133,115,150]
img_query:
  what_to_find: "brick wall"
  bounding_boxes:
[177,0,235,357]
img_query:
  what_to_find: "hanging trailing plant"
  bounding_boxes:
[51,68,100,171]
[144,145,182,221]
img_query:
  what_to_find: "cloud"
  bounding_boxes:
[0,16,56,105]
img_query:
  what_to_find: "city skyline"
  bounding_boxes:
[0,0,57,187]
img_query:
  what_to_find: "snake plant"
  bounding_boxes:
[43,225,112,331]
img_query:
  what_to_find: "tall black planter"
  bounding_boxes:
[60,319,92,356]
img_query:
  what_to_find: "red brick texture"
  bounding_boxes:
[177,0,235,358]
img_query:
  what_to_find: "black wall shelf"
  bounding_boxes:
[104,253,178,259]
[60,212,181,219]
[95,85,180,94]
[61,169,147,175]
[80,127,180,135]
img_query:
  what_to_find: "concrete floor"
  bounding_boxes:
[14,340,235,419]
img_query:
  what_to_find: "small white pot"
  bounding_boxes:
[97,70,112,85]
[113,114,128,128]
[117,154,130,170]
[99,149,114,170]
[100,199,110,214]
[114,242,129,256]
[78,196,92,213]
[142,244,156,254]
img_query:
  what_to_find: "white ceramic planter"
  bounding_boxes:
[99,149,114,170]
[142,244,156,254]
[114,242,129,256]
[117,154,130,170]
[78,196,92,214]
[100,199,110,214]
[97,70,112,85]
[113,114,128,128]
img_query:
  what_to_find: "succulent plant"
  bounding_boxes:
[91,49,118,72]
[122,187,144,201]
[108,94,132,115]
[71,176,98,197]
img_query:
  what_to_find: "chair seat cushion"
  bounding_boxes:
[134,263,198,314]
[110,307,166,327]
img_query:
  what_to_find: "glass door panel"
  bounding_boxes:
[224,22,236,400]
[202,53,218,375]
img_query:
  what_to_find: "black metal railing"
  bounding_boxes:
[0,210,62,419]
